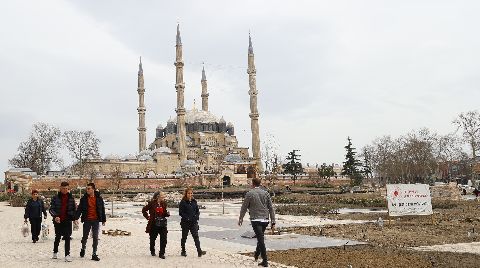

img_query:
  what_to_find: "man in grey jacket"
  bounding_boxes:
[238,178,276,267]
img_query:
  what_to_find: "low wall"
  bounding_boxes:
[29,176,349,192]
[31,176,214,192]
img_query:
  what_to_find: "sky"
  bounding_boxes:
[1,0,480,181]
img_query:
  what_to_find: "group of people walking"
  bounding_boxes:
[24,181,106,262]
[142,188,206,259]
[24,177,276,267]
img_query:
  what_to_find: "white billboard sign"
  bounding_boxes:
[386,184,433,216]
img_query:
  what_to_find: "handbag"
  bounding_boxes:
[155,216,167,227]
[41,223,50,240]
[21,223,30,237]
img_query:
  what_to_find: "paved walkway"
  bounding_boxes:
[0,200,362,267]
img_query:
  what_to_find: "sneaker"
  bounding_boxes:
[198,250,206,257]
[159,254,165,259]
[80,249,85,258]
[65,255,72,262]
[52,253,58,259]
[91,254,100,261]
[181,251,187,257]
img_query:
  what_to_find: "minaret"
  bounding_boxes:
[175,24,187,162]
[247,33,263,173]
[201,64,209,111]
[137,57,147,152]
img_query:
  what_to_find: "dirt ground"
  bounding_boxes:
[263,245,480,268]
[266,192,480,267]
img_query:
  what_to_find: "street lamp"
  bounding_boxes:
[217,162,225,215]
[221,175,225,215]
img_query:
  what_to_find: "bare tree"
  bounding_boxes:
[63,130,100,175]
[366,129,442,185]
[261,133,280,174]
[261,134,282,191]
[367,135,395,185]
[433,133,465,181]
[9,122,62,174]
[84,164,98,183]
[453,110,480,183]
[205,176,216,188]
[109,165,123,217]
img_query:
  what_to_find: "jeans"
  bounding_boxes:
[81,221,100,255]
[251,221,269,263]
[53,220,72,256]
[150,225,168,255]
[180,221,202,253]
[29,217,42,241]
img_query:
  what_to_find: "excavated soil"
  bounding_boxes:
[264,245,480,268]
[263,192,480,267]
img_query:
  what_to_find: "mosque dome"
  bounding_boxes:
[224,153,242,163]
[123,154,137,160]
[153,147,172,154]
[171,108,220,124]
[139,149,153,156]
[219,116,226,123]
[156,124,163,129]
[138,154,153,161]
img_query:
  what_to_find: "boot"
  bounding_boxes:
[258,261,268,267]
[254,251,259,261]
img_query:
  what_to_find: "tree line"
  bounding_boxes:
[343,110,480,186]
[9,122,100,175]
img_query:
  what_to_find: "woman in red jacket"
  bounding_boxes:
[142,191,170,258]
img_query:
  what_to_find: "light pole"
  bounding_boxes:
[217,162,225,215]
[221,175,225,215]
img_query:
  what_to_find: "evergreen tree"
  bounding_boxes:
[362,153,373,179]
[341,137,364,186]
[283,150,303,185]
[318,163,335,183]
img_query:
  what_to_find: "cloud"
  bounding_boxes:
[1,0,480,180]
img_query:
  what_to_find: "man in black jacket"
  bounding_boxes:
[75,182,106,261]
[49,181,77,262]
[24,189,47,243]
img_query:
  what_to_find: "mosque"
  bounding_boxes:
[83,25,263,180]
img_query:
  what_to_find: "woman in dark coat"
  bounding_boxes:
[24,189,47,243]
[142,191,169,258]
[179,188,206,257]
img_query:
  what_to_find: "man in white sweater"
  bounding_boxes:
[238,178,276,267]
